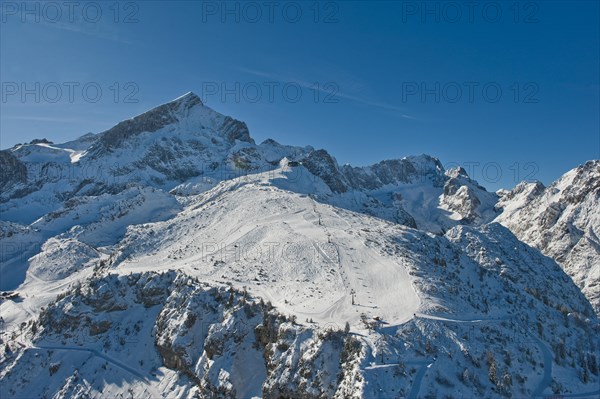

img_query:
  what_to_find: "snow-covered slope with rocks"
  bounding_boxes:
[495,160,600,314]
[1,92,598,398]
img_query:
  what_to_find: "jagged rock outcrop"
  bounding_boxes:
[342,155,445,190]
[0,150,27,191]
[92,92,203,153]
[302,149,349,193]
[496,160,600,313]
[440,167,499,224]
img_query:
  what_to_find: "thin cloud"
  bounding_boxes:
[235,66,416,120]
[40,20,134,45]
[4,115,94,123]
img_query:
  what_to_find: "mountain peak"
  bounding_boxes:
[90,92,205,154]
[169,91,203,108]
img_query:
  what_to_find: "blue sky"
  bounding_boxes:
[1,1,598,190]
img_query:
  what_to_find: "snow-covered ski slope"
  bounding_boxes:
[114,164,420,329]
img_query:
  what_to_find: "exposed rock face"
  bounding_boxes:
[496,180,546,209]
[496,160,600,313]
[93,92,203,153]
[439,167,499,226]
[299,152,489,231]
[133,140,202,181]
[443,174,482,223]
[0,150,27,191]
[342,155,445,190]
[444,183,481,222]
[220,116,253,144]
[90,92,253,158]
[302,149,349,193]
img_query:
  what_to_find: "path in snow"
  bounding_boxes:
[530,335,554,398]
[31,344,164,398]
[415,313,509,323]
[406,361,435,399]
[0,267,94,333]
[363,358,433,399]
[559,389,600,398]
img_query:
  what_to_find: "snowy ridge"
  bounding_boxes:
[496,160,600,314]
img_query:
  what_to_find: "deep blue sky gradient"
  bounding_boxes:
[1,1,598,190]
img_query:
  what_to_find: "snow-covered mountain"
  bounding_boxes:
[1,93,598,398]
[0,92,498,232]
[0,92,502,292]
[495,160,600,314]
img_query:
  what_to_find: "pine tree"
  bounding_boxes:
[588,354,598,375]
[502,372,512,387]
[582,368,590,383]
[486,351,498,385]
[227,290,234,308]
